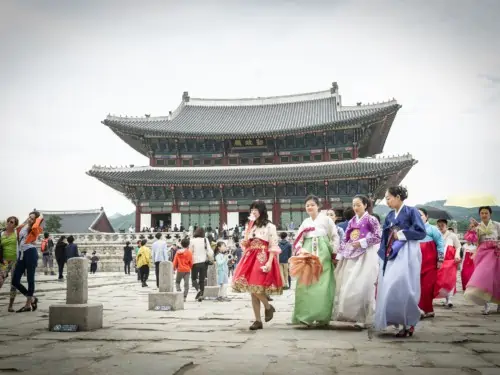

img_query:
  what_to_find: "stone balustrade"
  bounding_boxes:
[34,231,298,273]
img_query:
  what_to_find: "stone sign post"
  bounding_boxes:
[49,258,103,331]
[202,264,219,299]
[148,261,184,310]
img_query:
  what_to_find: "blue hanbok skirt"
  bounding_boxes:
[374,240,422,330]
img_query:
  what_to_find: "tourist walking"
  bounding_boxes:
[152,233,169,288]
[12,210,44,313]
[136,239,152,287]
[215,241,230,301]
[65,235,79,260]
[90,251,99,274]
[190,228,214,302]
[173,237,193,302]
[123,241,133,275]
[374,186,426,337]
[54,236,67,281]
[291,195,339,327]
[334,195,381,329]
[417,208,444,319]
[278,232,292,289]
[435,219,462,308]
[327,209,345,242]
[0,216,19,312]
[464,207,500,315]
[337,207,355,232]
[40,232,55,276]
[232,201,282,330]
[460,238,476,291]
[135,240,141,281]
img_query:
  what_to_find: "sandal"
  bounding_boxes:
[395,326,414,338]
[31,297,39,312]
[16,305,33,313]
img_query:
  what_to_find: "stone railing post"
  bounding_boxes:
[203,264,219,299]
[49,258,103,331]
[148,261,183,311]
[159,261,173,293]
[66,258,88,304]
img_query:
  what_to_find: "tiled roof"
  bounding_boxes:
[40,209,114,233]
[87,155,416,186]
[103,88,400,138]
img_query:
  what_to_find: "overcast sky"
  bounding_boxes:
[1,0,499,220]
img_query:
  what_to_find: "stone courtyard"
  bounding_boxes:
[0,273,499,375]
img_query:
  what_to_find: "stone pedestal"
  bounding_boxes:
[49,258,103,331]
[149,260,184,310]
[202,286,220,299]
[49,304,103,331]
[148,292,184,311]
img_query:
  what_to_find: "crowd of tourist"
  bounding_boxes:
[0,185,498,339]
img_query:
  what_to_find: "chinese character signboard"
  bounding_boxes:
[231,139,266,148]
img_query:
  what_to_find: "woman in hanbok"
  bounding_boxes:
[292,195,339,326]
[417,208,444,319]
[464,206,500,315]
[435,219,461,308]
[232,201,283,330]
[334,195,381,329]
[374,186,426,337]
[460,238,477,291]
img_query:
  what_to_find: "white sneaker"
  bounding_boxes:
[482,304,490,315]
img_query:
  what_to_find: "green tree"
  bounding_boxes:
[0,220,6,229]
[45,215,62,233]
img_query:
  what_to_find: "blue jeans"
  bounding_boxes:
[12,247,38,297]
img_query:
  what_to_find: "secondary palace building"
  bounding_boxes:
[87,82,416,230]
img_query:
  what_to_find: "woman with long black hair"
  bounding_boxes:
[232,201,283,330]
[54,235,67,281]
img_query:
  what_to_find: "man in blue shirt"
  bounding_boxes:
[278,232,292,289]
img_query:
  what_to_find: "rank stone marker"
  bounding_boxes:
[203,264,219,299]
[48,257,103,331]
[148,261,184,311]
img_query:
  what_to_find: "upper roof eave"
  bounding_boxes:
[103,103,401,139]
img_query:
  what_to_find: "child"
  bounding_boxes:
[173,237,193,302]
[136,239,152,287]
[215,241,230,302]
[90,251,99,274]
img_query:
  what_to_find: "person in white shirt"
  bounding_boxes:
[189,228,214,302]
[151,233,169,288]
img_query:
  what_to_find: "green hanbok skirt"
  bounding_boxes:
[292,236,335,325]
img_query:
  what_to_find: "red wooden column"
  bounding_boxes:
[135,205,141,231]
[272,201,281,227]
[323,181,331,210]
[171,186,179,213]
[219,185,228,229]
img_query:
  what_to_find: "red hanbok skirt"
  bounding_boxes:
[419,241,438,313]
[232,238,283,295]
[434,246,458,298]
[461,252,475,291]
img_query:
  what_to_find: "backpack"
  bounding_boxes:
[41,239,48,253]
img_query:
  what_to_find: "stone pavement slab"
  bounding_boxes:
[0,273,498,374]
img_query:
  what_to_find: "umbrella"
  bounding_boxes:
[416,206,453,220]
[445,194,498,208]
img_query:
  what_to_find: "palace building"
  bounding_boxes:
[87,82,416,230]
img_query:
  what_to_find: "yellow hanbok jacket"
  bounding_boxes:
[136,245,152,268]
